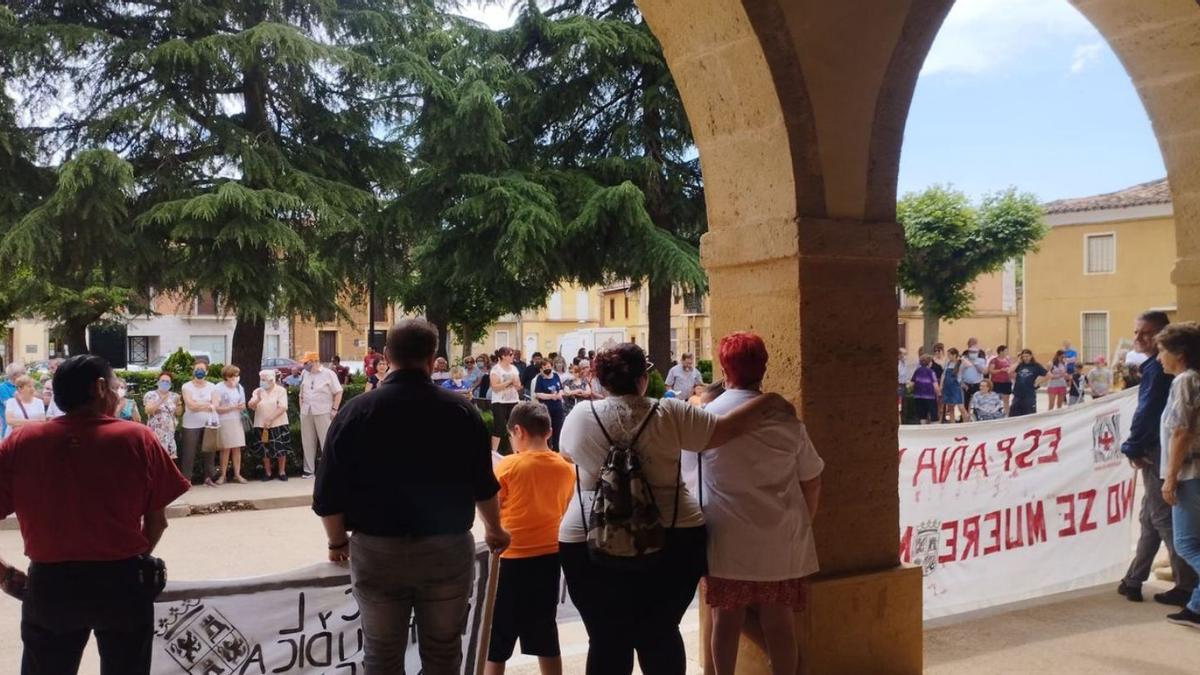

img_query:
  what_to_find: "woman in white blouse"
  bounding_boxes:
[558,343,793,675]
[4,375,46,437]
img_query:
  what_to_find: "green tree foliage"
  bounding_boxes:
[501,0,706,371]
[898,185,1046,350]
[0,149,152,353]
[7,0,420,371]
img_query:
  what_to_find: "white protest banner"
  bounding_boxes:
[152,544,491,675]
[899,389,1139,620]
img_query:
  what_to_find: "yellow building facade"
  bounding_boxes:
[898,265,1019,353]
[1024,178,1176,364]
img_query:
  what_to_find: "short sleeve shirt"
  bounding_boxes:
[0,416,190,562]
[490,364,521,404]
[181,380,217,429]
[1014,363,1047,398]
[959,354,986,385]
[4,397,46,439]
[696,389,824,581]
[665,365,704,394]
[1162,370,1200,482]
[910,367,938,399]
[495,451,576,559]
[300,368,343,415]
[252,385,290,428]
[558,396,717,543]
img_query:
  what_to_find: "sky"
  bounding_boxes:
[459,0,1166,204]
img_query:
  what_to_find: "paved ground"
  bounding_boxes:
[3,504,1197,674]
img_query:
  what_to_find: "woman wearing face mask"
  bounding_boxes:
[180,361,219,486]
[249,369,291,481]
[532,359,565,451]
[143,372,182,458]
[111,378,142,423]
[211,365,248,484]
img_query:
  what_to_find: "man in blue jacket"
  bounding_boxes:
[1119,311,1198,605]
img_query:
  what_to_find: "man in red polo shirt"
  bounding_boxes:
[0,355,190,675]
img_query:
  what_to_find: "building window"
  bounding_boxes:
[694,328,703,357]
[495,330,510,349]
[194,292,219,316]
[683,291,704,315]
[624,296,629,319]
[575,291,590,321]
[370,295,388,323]
[1084,234,1115,274]
[548,292,563,320]
[1082,312,1109,364]
[670,328,678,359]
[609,298,615,320]
[264,334,280,360]
[315,305,336,324]
[127,336,150,364]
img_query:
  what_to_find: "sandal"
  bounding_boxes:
[233,475,248,484]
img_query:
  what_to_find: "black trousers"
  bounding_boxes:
[547,405,565,451]
[21,559,154,675]
[560,526,707,675]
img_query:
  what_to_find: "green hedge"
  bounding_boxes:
[697,359,713,383]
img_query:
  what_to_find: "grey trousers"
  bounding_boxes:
[350,532,475,675]
[1124,464,1199,591]
[300,413,332,475]
[177,427,216,484]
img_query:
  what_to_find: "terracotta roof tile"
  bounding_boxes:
[1043,178,1171,215]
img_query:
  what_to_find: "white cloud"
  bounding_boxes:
[921,0,1097,76]
[1069,42,1103,74]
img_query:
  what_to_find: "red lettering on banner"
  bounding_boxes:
[1038,427,1062,464]
[899,526,912,563]
[939,440,969,483]
[1027,501,1047,544]
[1107,484,1123,524]
[1056,494,1077,537]
[913,448,938,487]
[1078,489,1098,532]
[1016,429,1042,469]
[960,515,981,559]
[997,436,1017,472]
[939,520,959,564]
[1004,506,1025,550]
[964,444,989,480]
[1120,478,1135,515]
[983,511,1001,555]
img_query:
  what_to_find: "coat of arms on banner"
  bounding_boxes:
[156,599,250,674]
[914,520,941,577]
[1092,411,1122,464]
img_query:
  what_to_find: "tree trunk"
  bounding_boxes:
[923,308,940,353]
[231,315,265,377]
[460,329,474,362]
[647,281,672,376]
[426,309,450,359]
[64,318,90,356]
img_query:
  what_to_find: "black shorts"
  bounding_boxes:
[491,402,517,437]
[914,398,938,422]
[488,553,561,662]
[992,381,1013,395]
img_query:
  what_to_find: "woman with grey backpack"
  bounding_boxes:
[557,343,794,675]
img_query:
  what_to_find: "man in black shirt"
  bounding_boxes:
[313,319,509,674]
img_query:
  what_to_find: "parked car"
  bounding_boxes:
[262,357,301,379]
[125,351,212,373]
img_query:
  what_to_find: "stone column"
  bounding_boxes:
[701,217,923,674]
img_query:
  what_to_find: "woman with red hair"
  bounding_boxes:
[700,332,824,675]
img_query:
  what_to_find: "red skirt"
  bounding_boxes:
[703,576,808,611]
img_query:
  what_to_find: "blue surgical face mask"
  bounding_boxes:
[261,379,273,389]
[194,369,207,379]
[158,380,171,392]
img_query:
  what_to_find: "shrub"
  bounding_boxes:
[697,359,713,382]
[647,369,666,399]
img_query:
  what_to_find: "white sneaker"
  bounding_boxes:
[301,473,314,479]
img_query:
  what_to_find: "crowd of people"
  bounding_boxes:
[898,337,1118,424]
[9,308,1200,675]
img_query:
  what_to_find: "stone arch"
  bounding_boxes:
[638,0,1200,672]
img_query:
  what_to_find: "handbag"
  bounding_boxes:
[201,412,221,453]
[241,410,253,434]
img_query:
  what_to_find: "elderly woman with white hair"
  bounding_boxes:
[248,368,291,481]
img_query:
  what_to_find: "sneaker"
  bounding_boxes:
[1117,581,1143,602]
[1155,587,1194,607]
[278,474,289,482]
[1167,607,1200,629]
[301,472,313,479]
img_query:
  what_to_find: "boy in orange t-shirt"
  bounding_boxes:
[486,402,576,675]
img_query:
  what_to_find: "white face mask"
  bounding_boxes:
[262,379,274,389]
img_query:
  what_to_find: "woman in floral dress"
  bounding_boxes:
[143,371,182,457]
